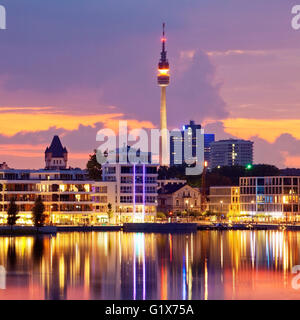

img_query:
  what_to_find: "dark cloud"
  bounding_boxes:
[0,0,298,168]
[0,0,228,125]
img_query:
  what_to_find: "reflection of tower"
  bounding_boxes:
[157,23,170,166]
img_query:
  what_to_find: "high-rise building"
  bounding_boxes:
[210,139,253,168]
[157,23,170,166]
[170,120,215,167]
[204,134,215,166]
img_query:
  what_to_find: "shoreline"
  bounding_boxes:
[1,222,300,235]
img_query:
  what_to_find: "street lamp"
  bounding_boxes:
[49,204,53,225]
[190,204,193,222]
[220,200,223,222]
[251,200,255,224]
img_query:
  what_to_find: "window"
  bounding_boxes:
[121,176,133,184]
[121,166,133,174]
[257,178,264,186]
[146,167,157,174]
[120,196,133,203]
[105,166,116,174]
[135,166,143,174]
[135,195,143,203]
[283,178,292,185]
[120,186,132,193]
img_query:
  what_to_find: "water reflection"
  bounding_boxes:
[0,231,300,299]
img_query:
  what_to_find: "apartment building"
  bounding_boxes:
[0,168,116,225]
[0,136,158,225]
[240,176,300,221]
[102,163,158,222]
[210,139,253,168]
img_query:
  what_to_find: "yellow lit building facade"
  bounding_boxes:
[209,186,240,217]
[0,164,158,225]
[240,176,300,221]
[0,169,117,225]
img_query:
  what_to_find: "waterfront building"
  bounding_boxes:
[170,120,214,167]
[210,139,253,168]
[157,183,201,215]
[0,167,117,225]
[208,186,240,216]
[102,163,158,222]
[0,136,158,225]
[240,176,300,221]
[0,168,93,225]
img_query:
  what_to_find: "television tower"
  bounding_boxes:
[157,23,170,166]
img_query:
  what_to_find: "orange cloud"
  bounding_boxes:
[0,144,94,166]
[0,144,45,158]
[222,118,300,143]
[281,152,300,168]
[0,111,155,136]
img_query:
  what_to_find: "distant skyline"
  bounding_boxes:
[0,0,299,169]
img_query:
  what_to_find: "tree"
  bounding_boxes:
[7,198,19,227]
[86,150,103,181]
[156,211,166,220]
[107,203,113,224]
[246,164,280,177]
[32,196,46,228]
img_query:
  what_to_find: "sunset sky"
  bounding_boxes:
[0,0,300,169]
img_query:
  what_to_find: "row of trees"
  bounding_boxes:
[158,164,281,188]
[7,196,46,228]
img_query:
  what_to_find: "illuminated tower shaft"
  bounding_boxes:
[157,23,170,166]
[160,86,167,164]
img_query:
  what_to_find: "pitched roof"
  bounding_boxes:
[45,135,67,157]
[158,183,187,195]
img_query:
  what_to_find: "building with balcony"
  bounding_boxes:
[0,136,159,225]
[102,163,158,222]
[240,176,300,221]
[0,168,116,225]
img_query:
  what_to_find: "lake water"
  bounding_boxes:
[0,230,300,300]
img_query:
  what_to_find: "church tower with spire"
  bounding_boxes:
[45,135,68,170]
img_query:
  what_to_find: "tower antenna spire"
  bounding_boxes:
[160,22,168,63]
